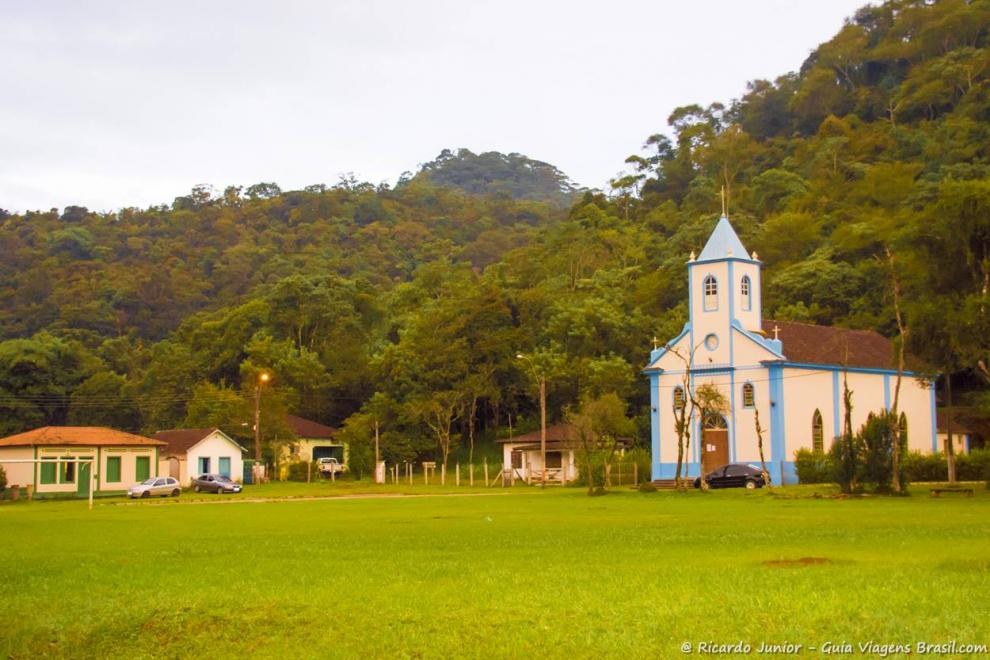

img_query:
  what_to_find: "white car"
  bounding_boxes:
[128,476,181,498]
[318,457,346,477]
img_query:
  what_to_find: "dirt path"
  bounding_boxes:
[107,491,514,507]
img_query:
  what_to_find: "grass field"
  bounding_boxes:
[1,484,988,659]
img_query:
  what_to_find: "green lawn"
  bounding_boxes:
[1,485,988,659]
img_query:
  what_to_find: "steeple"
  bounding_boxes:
[688,215,763,338]
[696,215,749,263]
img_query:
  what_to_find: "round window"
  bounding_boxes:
[704,333,719,351]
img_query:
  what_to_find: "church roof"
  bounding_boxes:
[763,320,897,370]
[697,216,750,262]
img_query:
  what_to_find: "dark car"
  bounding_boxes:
[693,463,768,489]
[192,474,242,494]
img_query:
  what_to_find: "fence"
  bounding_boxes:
[376,459,643,488]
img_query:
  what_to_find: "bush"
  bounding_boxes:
[0,465,6,491]
[285,461,318,482]
[957,449,990,481]
[903,449,990,482]
[794,448,832,484]
[638,482,657,493]
[860,412,906,492]
[623,447,652,484]
[903,451,944,482]
[830,432,861,494]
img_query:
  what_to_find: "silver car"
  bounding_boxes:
[128,476,181,498]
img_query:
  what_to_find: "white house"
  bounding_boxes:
[498,424,580,484]
[153,428,246,485]
[644,216,937,484]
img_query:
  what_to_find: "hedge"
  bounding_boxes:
[797,448,990,484]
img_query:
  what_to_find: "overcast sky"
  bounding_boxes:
[1,0,868,213]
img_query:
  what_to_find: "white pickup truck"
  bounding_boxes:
[317,457,346,478]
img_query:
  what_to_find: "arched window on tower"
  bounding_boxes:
[741,275,751,311]
[703,275,718,311]
[812,409,824,452]
[673,386,686,411]
[742,383,755,407]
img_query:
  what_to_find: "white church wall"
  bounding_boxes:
[781,368,839,460]
[727,368,772,465]
[898,378,936,453]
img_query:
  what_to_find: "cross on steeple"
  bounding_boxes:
[720,185,727,217]
[652,336,660,350]
[772,324,781,340]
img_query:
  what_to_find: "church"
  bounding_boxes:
[644,216,936,484]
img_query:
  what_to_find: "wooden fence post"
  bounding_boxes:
[484,459,489,487]
[470,463,474,487]
[456,463,460,487]
[617,462,622,487]
[633,462,638,486]
[441,463,446,486]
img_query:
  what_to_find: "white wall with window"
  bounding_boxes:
[185,431,244,484]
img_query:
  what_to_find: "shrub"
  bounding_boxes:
[286,461,318,482]
[623,447,652,484]
[794,448,832,484]
[957,449,990,481]
[830,433,861,494]
[903,451,944,482]
[859,412,907,492]
[0,464,6,491]
[903,449,990,482]
[638,482,657,493]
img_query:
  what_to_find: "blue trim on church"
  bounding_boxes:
[832,370,840,441]
[650,372,661,478]
[768,363,793,484]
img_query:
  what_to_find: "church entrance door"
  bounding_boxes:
[701,413,729,474]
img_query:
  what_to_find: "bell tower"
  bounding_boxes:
[688,216,762,365]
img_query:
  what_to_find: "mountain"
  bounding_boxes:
[408,148,582,205]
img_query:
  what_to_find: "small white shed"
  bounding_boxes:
[153,428,247,485]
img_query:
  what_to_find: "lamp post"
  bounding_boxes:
[516,353,547,487]
[253,371,271,462]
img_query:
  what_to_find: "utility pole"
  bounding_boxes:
[374,418,380,465]
[254,371,271,462]
[539,376,547,487]
[517,353,549,488]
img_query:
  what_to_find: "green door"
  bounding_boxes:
[135,456,150,481]
[77,461,91,497]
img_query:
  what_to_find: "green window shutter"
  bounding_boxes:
[135,456,150,481]
[40,461,57,485]
[106,457,121,483]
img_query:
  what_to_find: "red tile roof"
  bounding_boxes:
[152,428,246,456]
[497,423,577,444]
[497,423,632,448]
[285,414,337,439]
[0,427,164,447]
[763,320,896,370]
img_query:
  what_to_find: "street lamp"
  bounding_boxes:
[254,371,271,463]
[516,353,547,488]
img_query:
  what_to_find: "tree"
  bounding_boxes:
[0,333,98,435]
[566,393,635,495]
